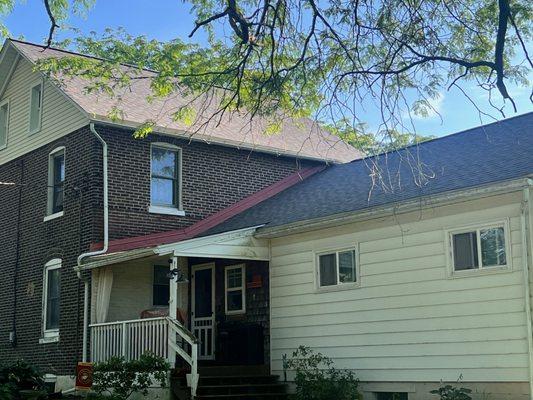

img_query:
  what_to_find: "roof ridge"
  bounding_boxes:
[349,111,533,164]
[8,38,159,73]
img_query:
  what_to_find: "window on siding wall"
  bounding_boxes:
[29,82,43,134]
[43,259,61,338]
[451,224,508,272]
[225,265,245,314]
[153,265,170,306]
[47,148,65,216]
[318,248,357,288]
[150,145,181,209]
[0,100,9,149]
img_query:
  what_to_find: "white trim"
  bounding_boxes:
[224,264,246,315]
[150,142,183,211]
[0,51,19,100]
[28,80,44,135]
[0,98,9,150]
[149,205,186,216]
[445,219,512,278]
[43,211,64,222]
[315,245,360,291]
[41,258,61,342]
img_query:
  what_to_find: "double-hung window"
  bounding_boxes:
[153,265,170,306]
[0,99,9,149]
[29,82,43,134]
[449,222,509,273]
[317,248,358,288]
[46,147,65,219]
[225,264,246,314]
[42,259,61,341]
[150,143,183,215]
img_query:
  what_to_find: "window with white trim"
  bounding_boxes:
[317,248,357,288]
[150,144,182,210]
[43,259,61,338]
[450,223,508,272]
[47,148,65,216]
[29,82,43,134]
[225,265,245,314]
[0,99,9,149]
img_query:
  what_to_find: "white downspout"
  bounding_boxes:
[521,179,533,399]
[77,123,109,362]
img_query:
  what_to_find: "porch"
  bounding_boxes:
[81,227,271,396]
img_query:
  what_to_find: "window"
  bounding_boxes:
[450,223,509,272]
[46,147,65,218]
[153,265,170,306]
[42,259,61,339]
[29,82,43,134]
[317,248,357,288]
[0,100,9,149]
[225,265,245,314]
[150,144,182,214]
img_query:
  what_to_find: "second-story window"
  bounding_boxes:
[150,143,182,213]
[46,147,65,219]
[29,82,43,134]
[0,100,9,149]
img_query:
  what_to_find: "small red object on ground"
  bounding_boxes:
[75,362,93,390]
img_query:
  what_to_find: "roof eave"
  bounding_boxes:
[254,176,533,239]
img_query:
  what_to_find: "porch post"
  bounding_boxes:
[168,255,178,366]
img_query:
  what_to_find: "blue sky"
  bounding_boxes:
[4,0,531,137]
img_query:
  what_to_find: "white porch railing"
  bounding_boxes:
[90,316,199,396]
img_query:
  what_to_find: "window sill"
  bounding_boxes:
[29,128,41,136]
[44,211,63,222]
[39,334,59,344]
[316,282,360,293]
[449,265,511,279]
[149,206,185,216]
[0,144,6,151]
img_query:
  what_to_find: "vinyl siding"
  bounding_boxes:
[0,57,88,164]
[269,191,529,383]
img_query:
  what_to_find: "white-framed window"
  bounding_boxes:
[42,258,61,340]
[225,264,246,314]
[448,221,510,274]
[153,265,170,307]
[45,147,65,220]
[0,99,9,150]
[29,81,43,134]
[316,247,358,288]
[149,143,183,215]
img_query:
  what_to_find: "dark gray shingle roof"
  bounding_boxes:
[205,112,533,235]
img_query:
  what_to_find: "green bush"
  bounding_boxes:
[286,345,360,400]
[0,360,45,400]
[430,380,472,400]
[92,352,170,400]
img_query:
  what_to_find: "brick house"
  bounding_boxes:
[0,38,359,395]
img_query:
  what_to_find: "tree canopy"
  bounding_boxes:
[0,0,531,152]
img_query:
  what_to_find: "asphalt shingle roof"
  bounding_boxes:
[205,112,533,235]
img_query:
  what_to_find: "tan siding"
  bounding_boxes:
[0,58,88,164]
[269,192,529,383]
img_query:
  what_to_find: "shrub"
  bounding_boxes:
[286,345,360,400]
[0,360,45,400]
[92,352,170,400]
[430,379,472,400]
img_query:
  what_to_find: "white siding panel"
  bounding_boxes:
[0,58,88,164]
[270,194,529,382]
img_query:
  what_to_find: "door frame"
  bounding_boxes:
[191,262,216,360]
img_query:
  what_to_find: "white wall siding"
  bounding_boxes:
[0,57,88,164]
[269,192,529,383]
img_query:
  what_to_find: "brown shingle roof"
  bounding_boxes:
[10,39,361,163]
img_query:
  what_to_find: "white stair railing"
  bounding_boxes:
[166,317,199,397]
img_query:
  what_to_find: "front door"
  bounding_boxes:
[191,263,215,360]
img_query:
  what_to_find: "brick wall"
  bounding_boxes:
[0,123,321,375]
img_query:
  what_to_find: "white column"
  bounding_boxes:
[168,255,178,366]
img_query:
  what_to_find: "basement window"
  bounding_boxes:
[41,258,61,342]
[0,99,9,149]
[317,248,358,288]
[225,264,246,314]
[449,222,509,273]
[29,82,43,134]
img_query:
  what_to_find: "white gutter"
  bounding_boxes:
[521,179,533,399]
[76,123,109,362]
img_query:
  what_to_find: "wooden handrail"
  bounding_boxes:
[165,317,198,345]
[89,316,166,328]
